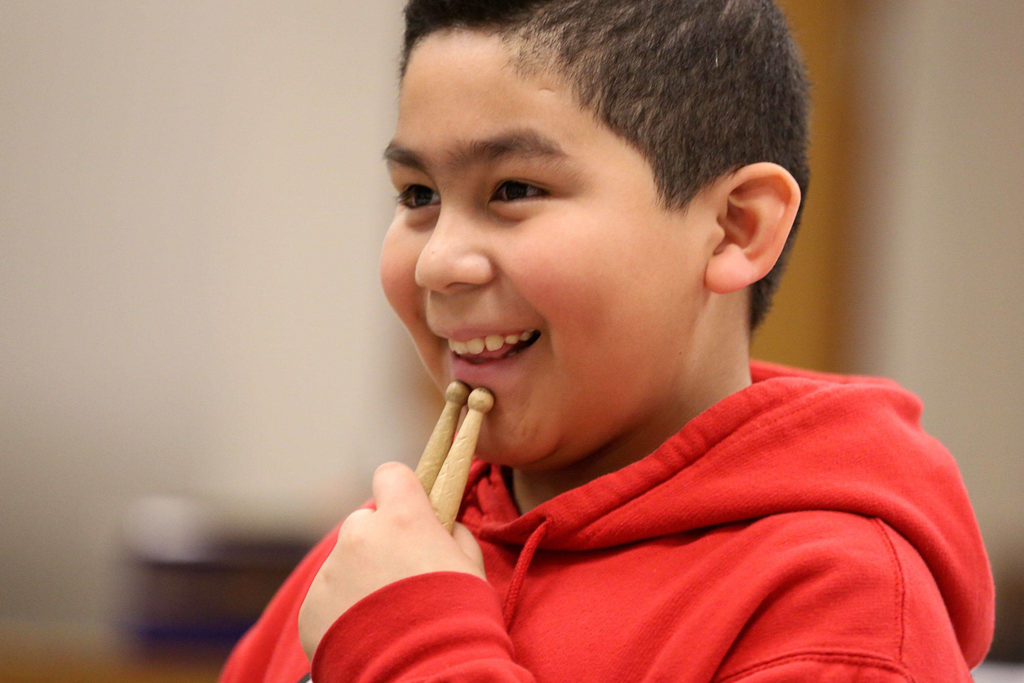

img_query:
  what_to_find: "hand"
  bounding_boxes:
[298,461,486,661]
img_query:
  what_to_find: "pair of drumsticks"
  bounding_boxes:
[414,381,494,531]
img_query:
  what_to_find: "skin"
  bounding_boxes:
[299,29,800,662]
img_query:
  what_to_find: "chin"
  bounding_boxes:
[475,439,559,473]
[473,437,529,469]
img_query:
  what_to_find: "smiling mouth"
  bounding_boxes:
[448,330,541,364]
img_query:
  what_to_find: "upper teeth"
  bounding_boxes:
[449,331,535,355]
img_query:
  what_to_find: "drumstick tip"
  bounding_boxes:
[445,380,471,404]
[467,387,494,413]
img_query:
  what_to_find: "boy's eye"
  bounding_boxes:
[492,180,543,202]
[397,185,439,208]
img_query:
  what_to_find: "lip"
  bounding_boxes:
[446,335,537,393]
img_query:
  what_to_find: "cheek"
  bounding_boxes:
[380,226,447,385]
[379,226,422,324]
[517,240,623,339]
[505,230,600,317]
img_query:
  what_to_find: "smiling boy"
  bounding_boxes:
[221,1,993,681]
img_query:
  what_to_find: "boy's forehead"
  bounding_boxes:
[398,29,573,120]
[384,128,569,174]
[406,27,542,78]
[389,29,616,178]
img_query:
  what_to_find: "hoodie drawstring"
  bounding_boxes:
[502,518,550,627]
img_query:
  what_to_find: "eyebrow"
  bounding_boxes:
[383,129,569,174]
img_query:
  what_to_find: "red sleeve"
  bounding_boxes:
[220,527,339,683]
[311,572,535,683]
[718,653,914,682]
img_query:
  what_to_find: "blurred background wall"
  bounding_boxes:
[1,1,422,672]
[2,0,1021,676]
[847,4,1024,650]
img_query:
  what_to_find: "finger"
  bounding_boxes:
[451,522,486,577]
[372,461,432,514]
[341,507,373,527]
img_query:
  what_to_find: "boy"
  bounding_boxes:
[221,1,994,680]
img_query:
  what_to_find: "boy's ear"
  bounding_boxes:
[704,162,801,295]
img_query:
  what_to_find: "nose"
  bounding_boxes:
[414,209,494,292]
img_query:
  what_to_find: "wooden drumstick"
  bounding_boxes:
[428,387,494,532]
[414,381,470,494]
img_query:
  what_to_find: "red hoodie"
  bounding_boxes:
[220,361,994,682]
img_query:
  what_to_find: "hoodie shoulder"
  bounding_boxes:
[716,510,972,680]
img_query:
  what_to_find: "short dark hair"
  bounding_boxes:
[401,0,809,329]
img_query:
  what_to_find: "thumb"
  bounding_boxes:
[371,461,432,514]
[451,522,486,576]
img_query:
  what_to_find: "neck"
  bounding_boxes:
[511,356,752,513]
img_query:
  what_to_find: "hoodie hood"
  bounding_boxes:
[459,360,994,666]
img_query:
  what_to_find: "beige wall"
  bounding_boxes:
[848,1,1024,577]
[1,0,416,638]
